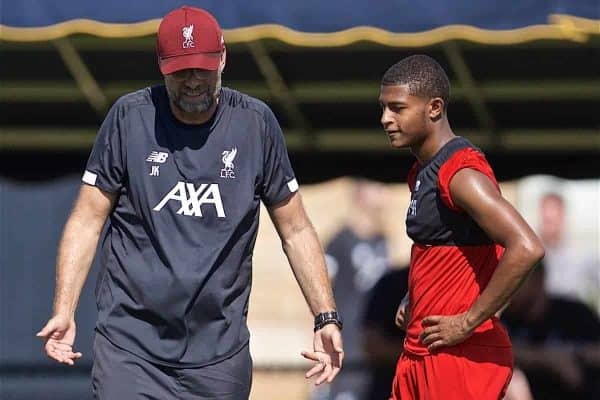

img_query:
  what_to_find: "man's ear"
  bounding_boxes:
[219,47,227,73]
[429,97,444,121]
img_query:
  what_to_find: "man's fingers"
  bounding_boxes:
[47,343,79,359]
[45,341,81,365]
[305,362,325,378]
[427,340,446,352]
[419,326,441,342]
[301,351,321,362]
[327,365,341,383]
[46,350,63,363]
[58,353,79,366]
[302,351,329,379]
[315,363,333,385]
[421,326,441,336]
[422,315,442,326]
[335,350,344,368]
[47,349,74,365]
[58,351,82,359]
[57,354,76,366]
[302,348,343,384]
[421,333,443,345]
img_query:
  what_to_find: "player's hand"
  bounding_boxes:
[419,312,474,352]
[36,314,82,366]
[301,324,344,385]
[395,296,410,331]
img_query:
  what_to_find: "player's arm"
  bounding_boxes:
[268,192,343,384]
[37,184,116,364]
[453,170,544,330]
[421,169,544,351]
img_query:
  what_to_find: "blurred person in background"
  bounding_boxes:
[312,179,391,400]
[379,54,545,400]
[502,262,600,400]
[362,266,409,400]
[538,192,599,313]
[36,6,343,400]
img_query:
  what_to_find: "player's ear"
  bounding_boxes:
[428,97,444,121]
[219,47,227,74]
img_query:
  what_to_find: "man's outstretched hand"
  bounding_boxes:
[36,314,82,366]
[301,324,344,385]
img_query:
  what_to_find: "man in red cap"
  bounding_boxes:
[37,6,343,399]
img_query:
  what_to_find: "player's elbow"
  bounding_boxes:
[520,236,545,270]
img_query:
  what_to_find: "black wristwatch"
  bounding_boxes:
[314,311,343,332]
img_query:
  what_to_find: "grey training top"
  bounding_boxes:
[83,86,298,367]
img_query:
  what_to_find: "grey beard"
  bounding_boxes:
[168,89,213,113]
[179,95,213,113]
[167,75,222,114]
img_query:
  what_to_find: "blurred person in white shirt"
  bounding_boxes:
[538,192,599,313]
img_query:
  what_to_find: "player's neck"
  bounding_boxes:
[412,120,455,164]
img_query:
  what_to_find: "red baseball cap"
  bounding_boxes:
[157,6,225,75]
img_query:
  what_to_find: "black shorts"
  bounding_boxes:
[92,333,252,400]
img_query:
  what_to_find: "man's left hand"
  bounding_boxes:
[301,324,344,385]
[419,312,475,352]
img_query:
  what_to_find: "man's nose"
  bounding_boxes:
[185,69,210,83]
[381,108,393,127]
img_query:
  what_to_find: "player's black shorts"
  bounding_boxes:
[92,333,252,399]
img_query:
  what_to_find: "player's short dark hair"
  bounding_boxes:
[381,55,450,109]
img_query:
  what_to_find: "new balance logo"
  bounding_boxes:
[153,182,225,218]
[146,151,169,163]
